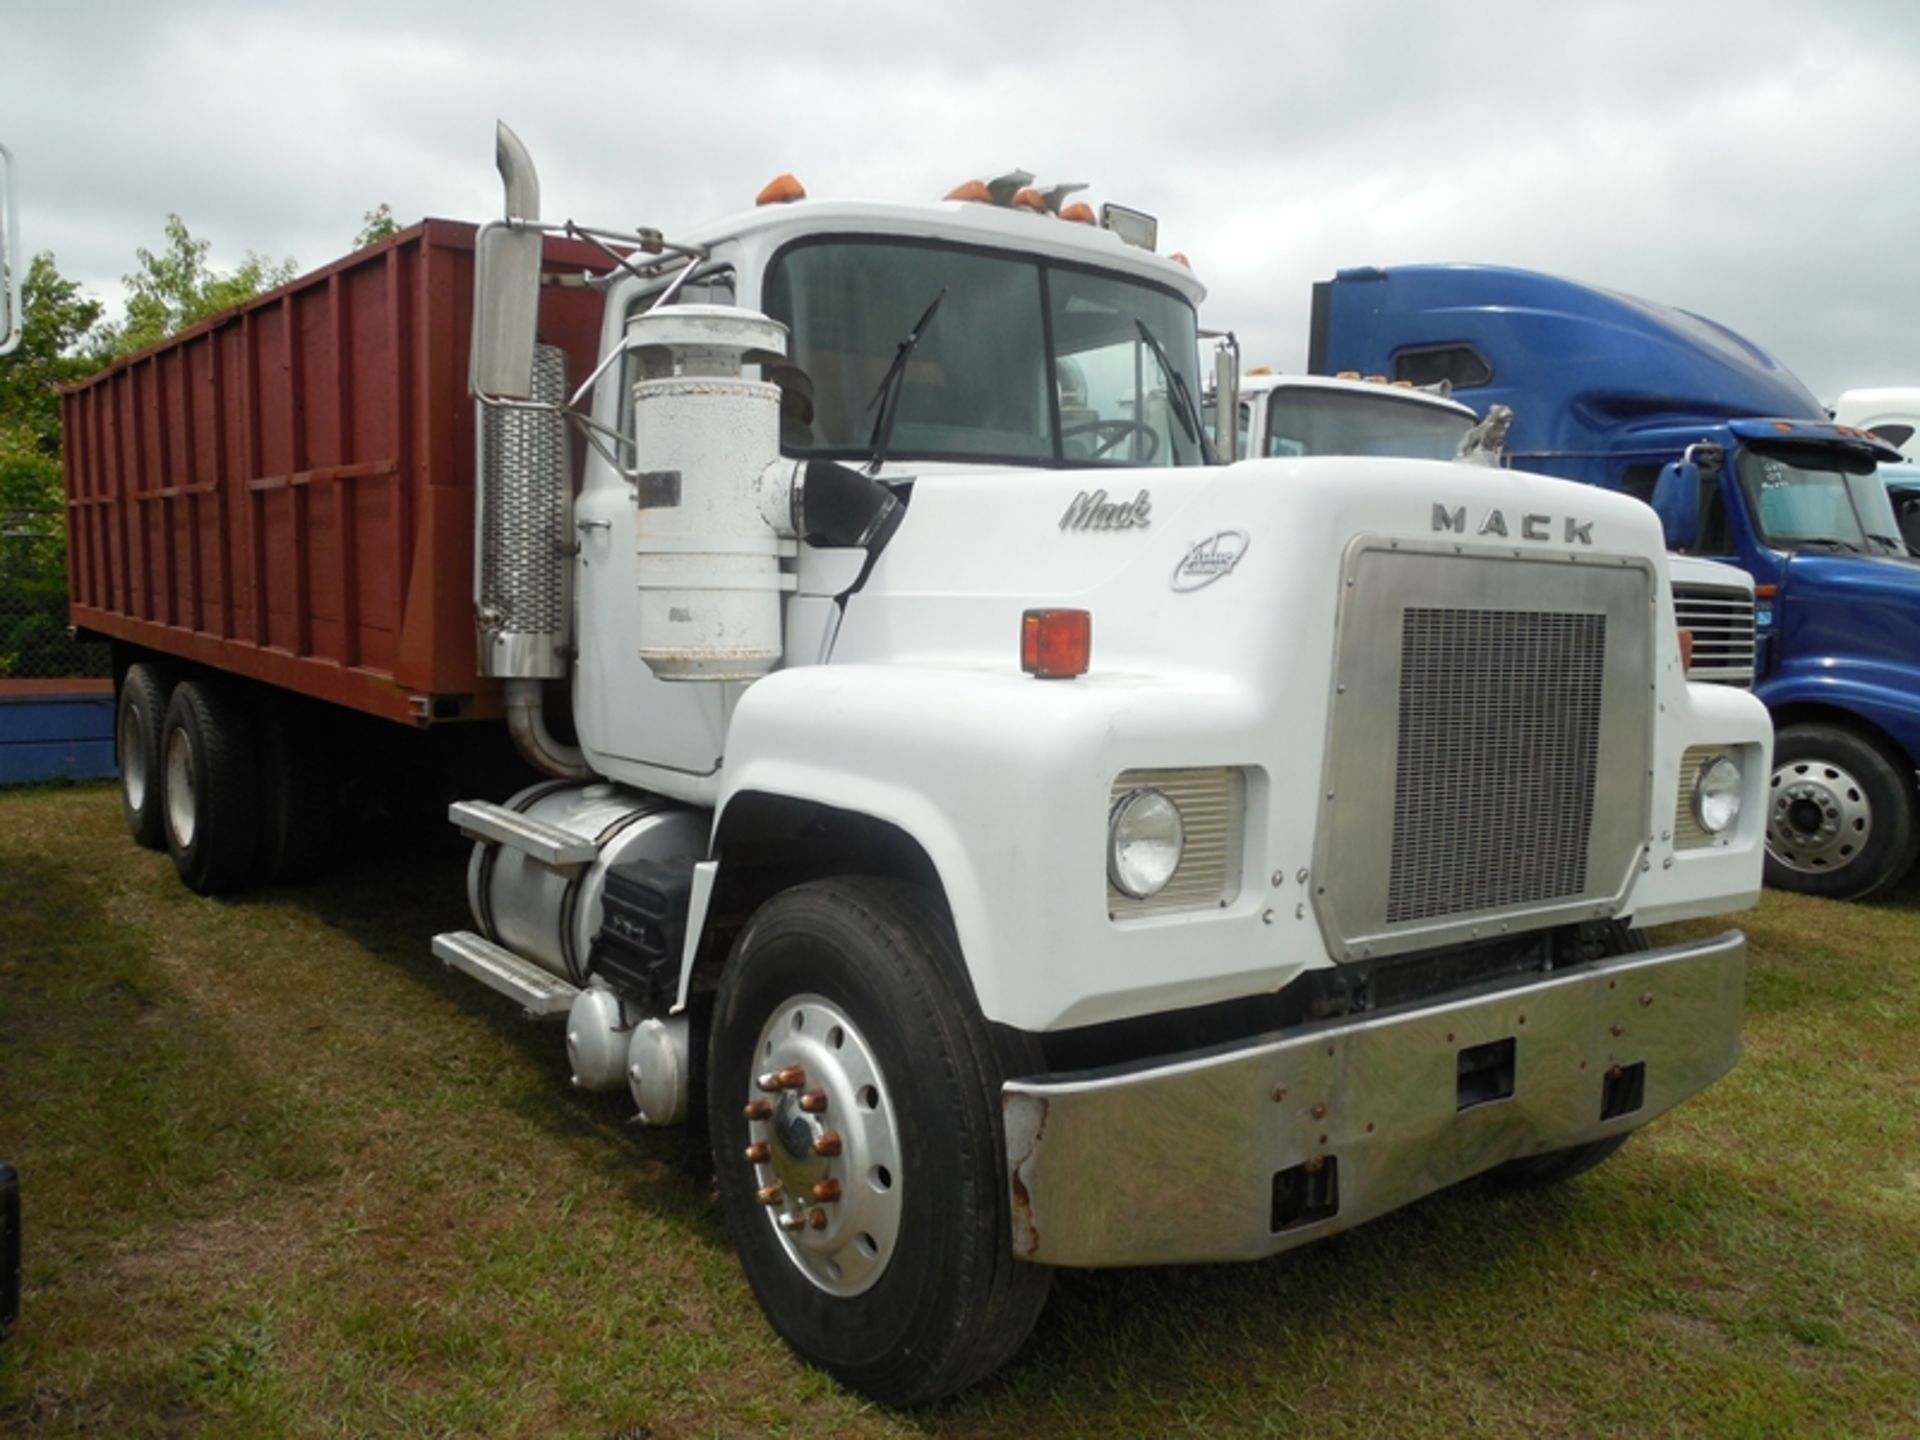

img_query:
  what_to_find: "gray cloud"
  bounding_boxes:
[5,0,1917,399]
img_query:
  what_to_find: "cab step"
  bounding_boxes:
[449,799,597,873]
[432,930,579,1018]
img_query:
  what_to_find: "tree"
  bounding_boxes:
[0,252,108,675]
[354,203,401,249]
[97,214,295,360]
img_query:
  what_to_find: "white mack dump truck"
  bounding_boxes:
[81,127,1772,1404]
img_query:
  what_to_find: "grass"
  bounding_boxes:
[0,783,1916,1438]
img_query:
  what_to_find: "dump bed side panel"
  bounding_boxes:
[62,220,605,725]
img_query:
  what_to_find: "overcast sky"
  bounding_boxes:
[5,0,1917,401]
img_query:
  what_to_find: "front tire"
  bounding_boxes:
[707,879,1050,1406]
[116,661,174,850]
[161,678,260,896]
[1764,722,1919,901]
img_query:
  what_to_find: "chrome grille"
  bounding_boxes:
[1387,608,1605,923]
[1672,583,1755,687]
[1314,541,1654,961]
[1674,746,1730,849]
[1108,767,1244,919]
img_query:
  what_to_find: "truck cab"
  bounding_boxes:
[1210,369,1476,462]
[1312,263,1918,900]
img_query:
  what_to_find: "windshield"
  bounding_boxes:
[764,238,1204,468]
[1261,388,1473,460]
[1735,444,1906,557]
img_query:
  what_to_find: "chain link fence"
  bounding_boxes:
[0,512,108,680]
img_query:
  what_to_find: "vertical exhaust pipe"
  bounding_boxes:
[472,122,588,779]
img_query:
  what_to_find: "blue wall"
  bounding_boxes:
[0,687,116,785]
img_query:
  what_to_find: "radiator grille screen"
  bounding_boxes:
[1387,607,1606,923]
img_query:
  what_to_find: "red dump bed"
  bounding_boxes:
[61,221,605,725]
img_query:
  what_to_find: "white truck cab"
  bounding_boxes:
[433,128,1771,1404]
[1225,368,1477,461]
[1833,386,1920,461]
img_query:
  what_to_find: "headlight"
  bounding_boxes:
[1108,788,1185,898]
[1692,754,1743,834]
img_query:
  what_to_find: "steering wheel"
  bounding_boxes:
[1061,418,1159,462]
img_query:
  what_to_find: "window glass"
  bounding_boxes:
[1735,445,1904,557]
[1262,388,1474,460]
[1391,344,1492,390]
[762,238,1204,468]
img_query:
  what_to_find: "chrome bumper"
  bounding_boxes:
[1003,930,1745,1267]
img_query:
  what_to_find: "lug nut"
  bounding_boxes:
[778,1211,806,1233]
[811,1131,843,1158]
[808,1208,828,1230]
[744,1141,770,1164]
[798,1089,829,1114]
[743,1099,773,1122]
[776,1065,808,1089]
[1639,992,1653,1008]
[755,1071,782,1094]
[756,1181,785,1206]
[1611,1023,1625,1038]
[1311,1102,1327,1120]
[811,1178,843,1203]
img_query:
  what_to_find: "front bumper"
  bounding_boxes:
[1003,929,1745,1267]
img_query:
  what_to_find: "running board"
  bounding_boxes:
[432,930,579,1018]
[449,799,596,874]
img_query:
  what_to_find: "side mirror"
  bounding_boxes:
[1212,335,1240,462]
[0,143,21,358]
[1651,460,1702,550]
[470,122,544,402]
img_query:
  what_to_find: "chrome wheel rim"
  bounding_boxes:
[120,701,148,812]
[1767,758,1871,874]
[165,727,197,851]
[741,993,902,1297]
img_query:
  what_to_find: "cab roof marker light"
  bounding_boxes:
[1335,370,1360,380]
[756,174,806,206]
[1099,203,1158,252]
[1059,201,1096,225]
[945,179,993,203]
[1169,252,1191,269]
[1011,188,1047,213]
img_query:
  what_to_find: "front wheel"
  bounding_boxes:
[1764,723,1919,901]
[707,879,1050,1406]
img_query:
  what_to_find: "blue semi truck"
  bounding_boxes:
[1311,264,1918,901]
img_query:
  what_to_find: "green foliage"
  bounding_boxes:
[98,214,295,360]
[354,203,401,249]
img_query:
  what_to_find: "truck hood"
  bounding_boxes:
[831,456,1666,675]
[1777,550,1920,671]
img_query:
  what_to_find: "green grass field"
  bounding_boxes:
[1,782,1915,1438]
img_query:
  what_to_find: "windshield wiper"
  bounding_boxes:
[1133,319,1211,461]
[865,288,946,475]
[1795,538,1863,554]
[1867,532,1906,553]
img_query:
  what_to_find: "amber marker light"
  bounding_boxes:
[756,174,807,206]
[946,180,993,202]
[1021,608,1092,679]
[1059,202,1096,224]
[1678,628,1695,672]
[1012,188,1047,212]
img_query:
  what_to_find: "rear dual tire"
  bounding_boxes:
[161,679,260,896]
[117,662,175,850]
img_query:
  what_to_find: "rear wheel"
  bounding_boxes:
[1764,723,1919,901]
[254,694,336,883]
[116,662,174,849]
[162,678,260,896]
[707,878,1050,1406]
